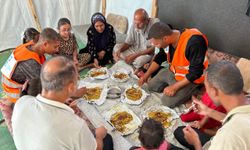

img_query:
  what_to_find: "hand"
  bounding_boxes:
[73,87,87,98]
[22,80,29,91]
[125,53,137,64]
[190,121,201,129]
[192,98,210,116]
[73,58,79,70]
[163,84,177,96]
[95,126,107,140]
[98,50,106,60]
[138,76,148,86]
[183,125,201,146]
[73,55,78,62]
[113,50,121,62]
[94,59,100,68]
[78,87,87,95]
[143,63,150,69]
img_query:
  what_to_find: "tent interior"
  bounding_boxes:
[0,0,250,149]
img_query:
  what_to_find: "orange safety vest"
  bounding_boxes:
[1,41,46,103]
[169,28,208,84]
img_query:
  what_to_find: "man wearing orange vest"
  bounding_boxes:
[139,22,208,108]
[0,28,60,133]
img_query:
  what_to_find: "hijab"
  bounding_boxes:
[89,12,112,51]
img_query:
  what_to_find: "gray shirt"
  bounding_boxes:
[11,59,41,84]
[125,18,160,51]
[12,94,97,150]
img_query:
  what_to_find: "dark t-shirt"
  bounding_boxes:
[154,30,207,82]
[11,59,41,84]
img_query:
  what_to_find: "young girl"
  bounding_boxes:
[80,12,116,68]
[57,18,91,70]
[23,28,40,44]
[130,119,182,150]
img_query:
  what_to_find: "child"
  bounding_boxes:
[180,93,226,136]
[130,119,182,150]
[57,18,92,70]
[22,28,40,44]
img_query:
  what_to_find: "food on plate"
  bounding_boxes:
[113,72,128,80]
[90,70,107,77]
[148,111,172,128]
[125,87,142,101]
[110,111,133,132]
[83,87,102,100]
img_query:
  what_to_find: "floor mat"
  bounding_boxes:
[0,110,16,150]
[0,125,16,150]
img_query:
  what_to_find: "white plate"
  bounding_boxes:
[111,69,130,82]
[89,67,109,80]
[81,82,108,105]
[121,85,149,105]
[141,105,179,128]
[103,104,142,136]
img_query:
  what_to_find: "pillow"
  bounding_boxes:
[237,58,250,93]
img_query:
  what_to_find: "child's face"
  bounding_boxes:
[59,24,71,39]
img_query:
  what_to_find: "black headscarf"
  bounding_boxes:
[89,12,111,52]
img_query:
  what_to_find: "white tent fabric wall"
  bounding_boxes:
[0,0,35,52]
[0,0,100,51]
[104,0,153,28]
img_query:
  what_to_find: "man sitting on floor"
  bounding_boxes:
[142,22,208,108]
[113,8,159,69]
[177,61,250,150]
[12,56,113,150]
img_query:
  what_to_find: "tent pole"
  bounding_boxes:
[151,0,158,18]
[27,0,42,32]
[102,0,106,16]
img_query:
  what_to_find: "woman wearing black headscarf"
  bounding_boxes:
[80,12,116,68]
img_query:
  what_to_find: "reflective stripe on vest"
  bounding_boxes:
[2,82,21,103]
[1,53,18,79]
[1,74,23,89]
[170,56,208,78]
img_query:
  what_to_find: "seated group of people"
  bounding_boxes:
[1,7,250,150]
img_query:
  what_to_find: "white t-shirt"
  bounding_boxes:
[12,94,97,150]
[208,105,250,150]
[125,18,160,51]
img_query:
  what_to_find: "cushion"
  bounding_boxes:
[236,58,250,93]
[106,13,128,34]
